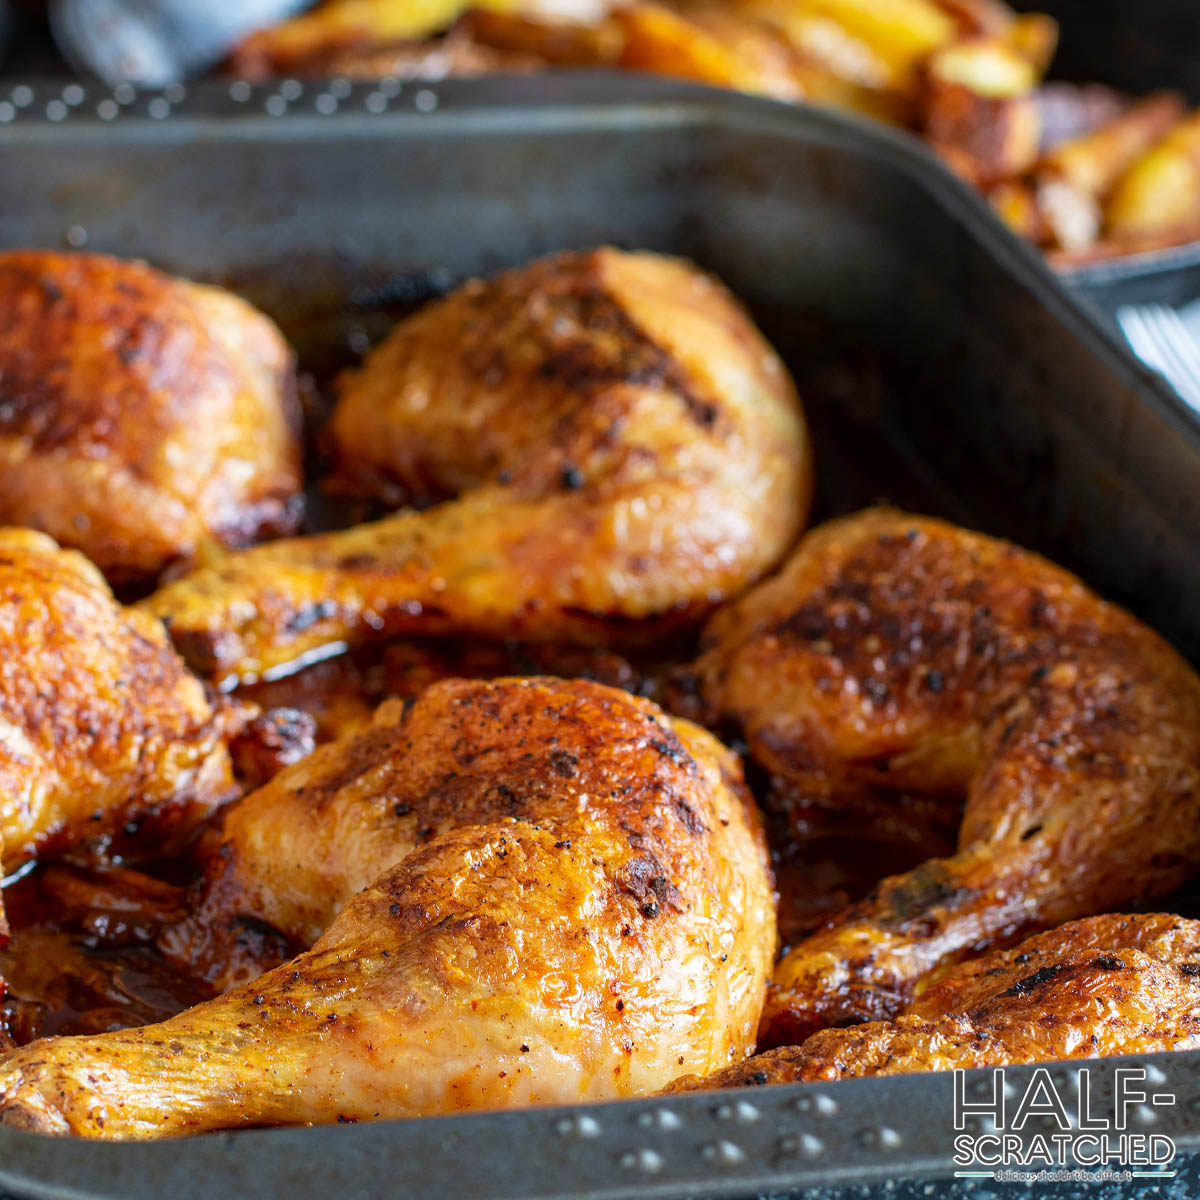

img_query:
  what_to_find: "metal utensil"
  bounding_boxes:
[1117,302,1200,411]
[49,0,313,86]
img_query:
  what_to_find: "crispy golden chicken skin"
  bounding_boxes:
[0,677,774,1138]
[667,913,1200,1088]
[0,251,302,583]
[693,508,1200,1046]
[142,248,811,686]
[0,529,238,877]
[162,674,773,994]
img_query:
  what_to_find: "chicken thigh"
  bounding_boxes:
[668,913,1200,1087]
[142,248,811,686]
[0,251,302,583]
[692,508,1200,1046]
[0,677,774,1137]
[0,528,237,878]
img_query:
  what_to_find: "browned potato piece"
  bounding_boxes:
[462,6,623,64]
[932,0,1014,35]
[229,0,505,76]
[927,34,1038,96]
[1106,109,1200,239]
[616,3,802,98]
[1038,91,1184,199]
[732,1,914,121]
[924,38,1040,186]
[672,1,910,118]
[987,178,1046,242]
[1031,93,1184,252]
[0,252,302,584]
[1006,12,1056,72]
[1033,176,1102,252]
[267,26,544,79]
[737,1,893,86]
[776,0,956,82]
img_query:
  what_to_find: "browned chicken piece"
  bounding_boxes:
[226,708,319,790]
[0,251,302,584]
[162,673,770,992]
[667,913,1200,1088]
[691,508,1200,1047]
[142,249,811,687]
[0,528,238,878]
[0,677,775,1137]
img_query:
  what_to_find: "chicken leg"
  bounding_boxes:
[692,508,1200,1046]
[0,251,302,584]
[141,248,811,686]
[0,677,774,1137]
[0,528,237,878]
[668,912,1200,1087]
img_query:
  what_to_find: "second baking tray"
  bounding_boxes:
[1,73,1200,1199]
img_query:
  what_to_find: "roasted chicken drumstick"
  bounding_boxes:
[0,677,774,1137]
[692,508,1200,1046]
[0,251,302,584]
[668,913,1200,1087]
[0,529,236,880]
[143,248,811,685]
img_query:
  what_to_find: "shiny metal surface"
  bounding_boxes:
[49,0,311,85]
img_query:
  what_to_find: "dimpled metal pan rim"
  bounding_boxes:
[1,1054,1199,1199]
[0,74,1199,1200]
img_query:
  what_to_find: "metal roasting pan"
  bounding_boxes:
[2,73,1200,1200]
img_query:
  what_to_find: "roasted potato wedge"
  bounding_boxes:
[1034,176,1102,251]
[1006,12,1056,73]
[1030,92,1185,250]
[927,36,1038,98]
[932,0,1014,35]
[616,3,802,98]
[1038,91,1185,199]
[230,0,520,75]
[1106,110,1200,239]
[782,0,957,77]
[462,6,623,64]
[924,39,1041,185]
[987,178,1046,242]
[737,0,896,88]
[732,0,913,119]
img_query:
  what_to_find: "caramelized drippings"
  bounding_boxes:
[1,865,205,1045]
